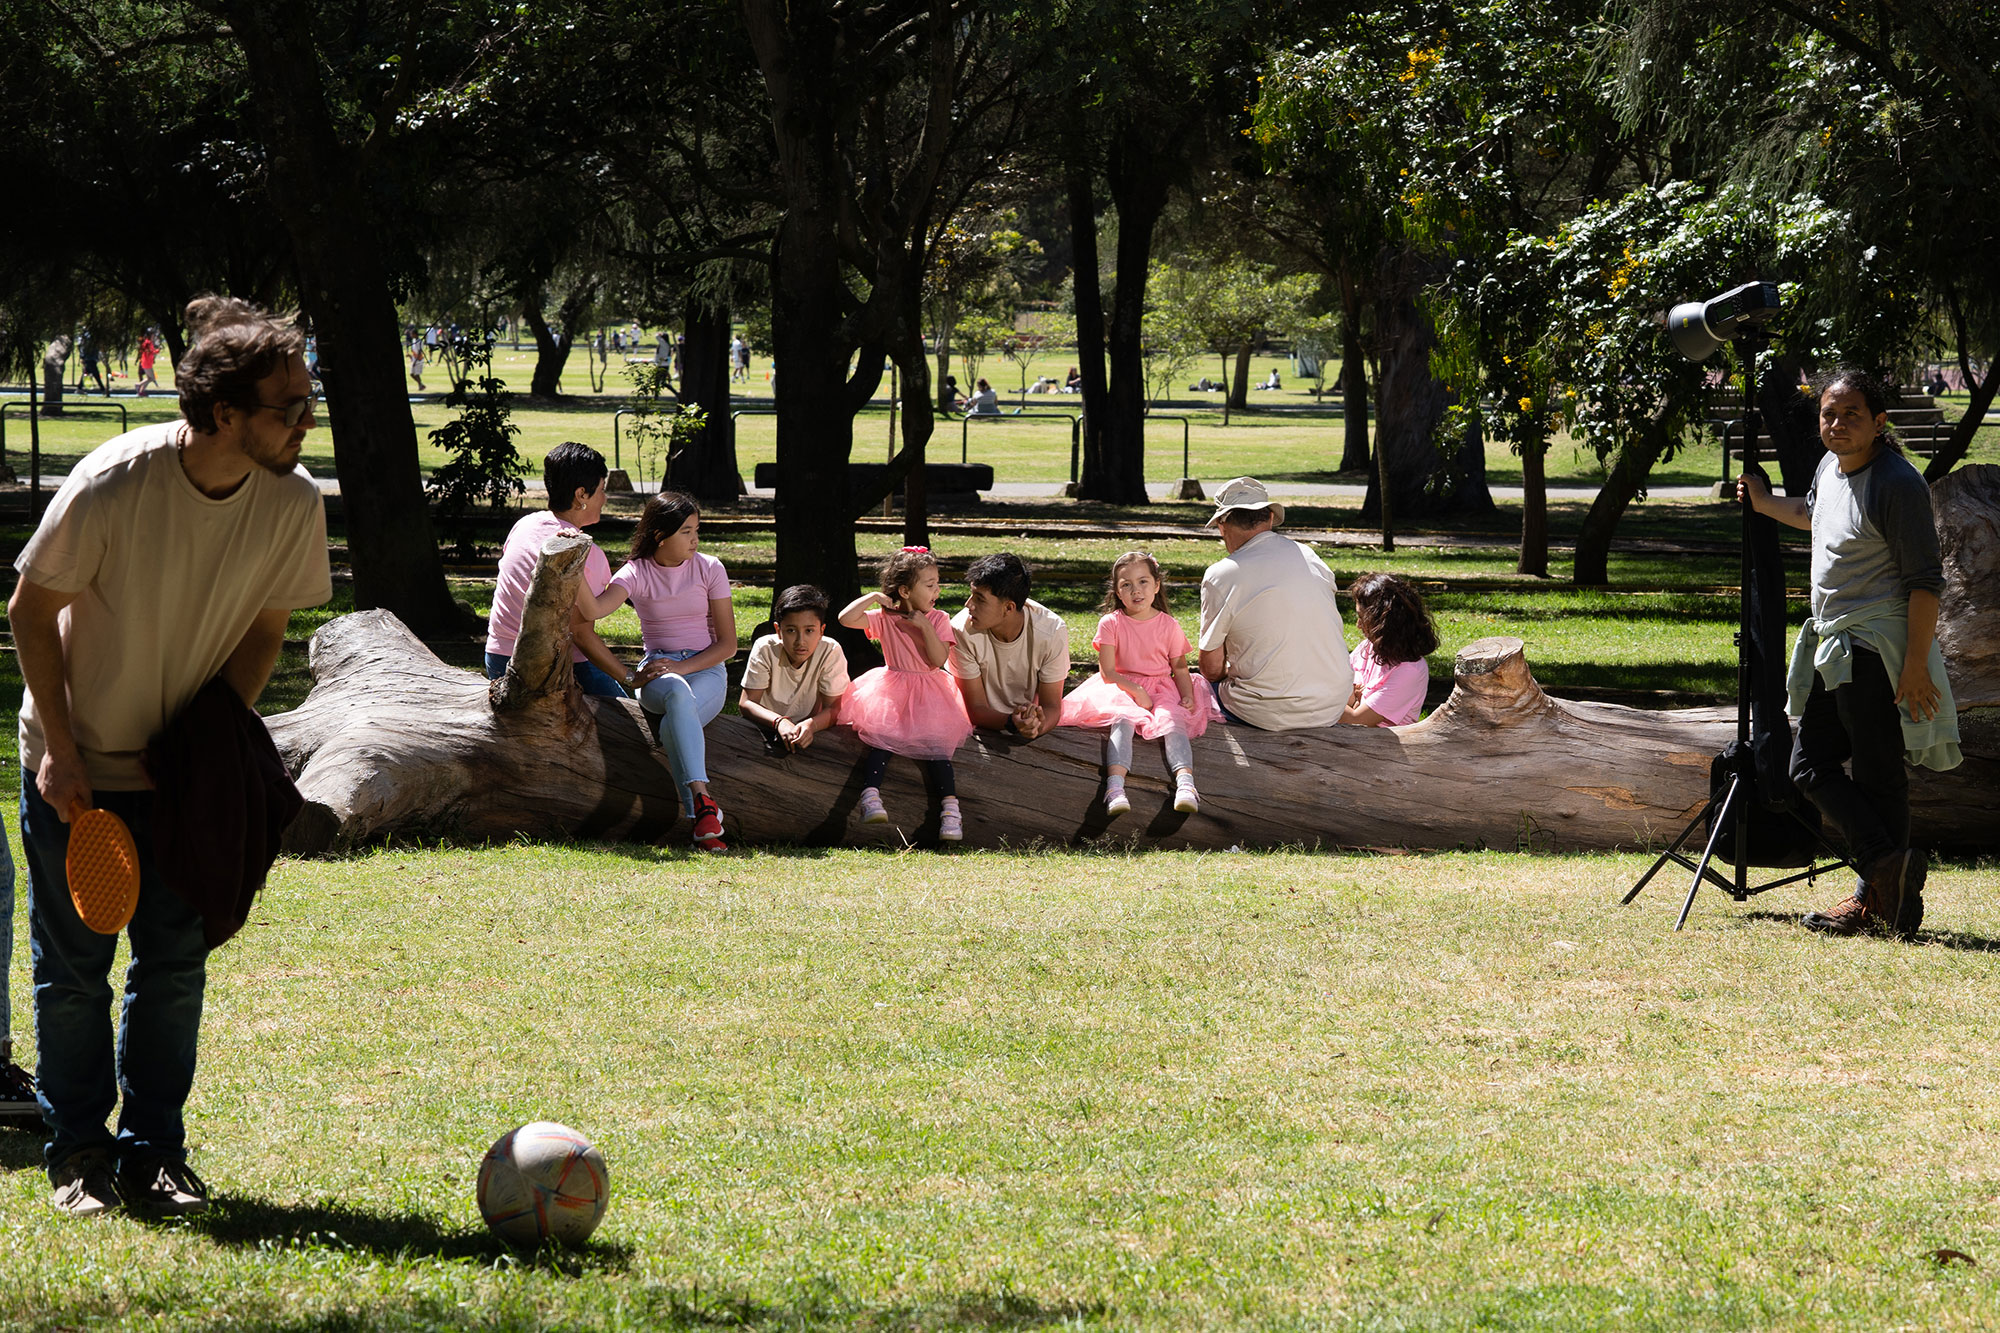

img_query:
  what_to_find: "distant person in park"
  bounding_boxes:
[1340,574,1438,727]
[1061,550,1210,817]
[485,441,652,701]
[729,334,748,383]
[1738,367,1961,938]
[1064,366,1081,393]
[1197,477,1354,730]
[738,584,850,751]
[0,836,36,1124]
[9,294,332,1215]
[966,378,999,416]
[595,491,736,852]
[839,547,975,839]
[950,552,1069,739]
[136,333,159,397]
[653,333,671,369]
[408,340,426,392]
[76,334,108,395]
[1926,370,1948,397]
[1259,368,1283,391]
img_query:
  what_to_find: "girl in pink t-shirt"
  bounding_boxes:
[1060,550,1210,817]
[838,547,974,840]
[597,491,737,851]
[1341,573,1438,727]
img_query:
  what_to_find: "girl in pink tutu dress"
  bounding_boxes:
[837,547,975,840]
[1060,550,1210,816]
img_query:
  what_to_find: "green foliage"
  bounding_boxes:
[425,335,527,558]
[623,362,708,487]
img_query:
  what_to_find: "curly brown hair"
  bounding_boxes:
[176,294,305,434]
[1099,550,1169,615]
[877,547,939,605]
[1350,573,1438,665]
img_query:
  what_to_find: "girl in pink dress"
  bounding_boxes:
[1060,550,1210,816]
[838,547,975,840]
[1340,573,1438,727]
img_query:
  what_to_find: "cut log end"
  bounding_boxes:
[491,532,589,713]
[1432,636,1552,727]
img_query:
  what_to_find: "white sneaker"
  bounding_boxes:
[859,787,889,824]
[939,798,963,842]
[1105,786,1131,816]
[1173,775,1200,814]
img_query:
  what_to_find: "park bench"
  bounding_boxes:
[751,460,994,506]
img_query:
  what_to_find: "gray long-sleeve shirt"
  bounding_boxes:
[1805,446,1944,625]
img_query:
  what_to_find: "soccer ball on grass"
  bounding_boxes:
[476,1120,609,1247]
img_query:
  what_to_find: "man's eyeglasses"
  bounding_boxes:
[245,392,318,427]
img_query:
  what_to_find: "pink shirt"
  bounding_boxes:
[1092,609,1191,682]
[610,550,731,653]
[486,510,612,661]
[1350,639,1428,726]
[866,606,956,670]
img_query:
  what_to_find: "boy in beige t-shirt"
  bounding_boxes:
[739,584,850,750]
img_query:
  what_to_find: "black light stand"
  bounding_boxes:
[1621,327,1855,928]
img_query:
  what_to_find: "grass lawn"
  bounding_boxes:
[4,846,2000,1330]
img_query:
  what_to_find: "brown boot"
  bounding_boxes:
[1864,848,1927,939]
[1801,891,1872,936]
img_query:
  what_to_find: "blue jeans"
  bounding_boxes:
[638,650,728,816]
[485,651,628,700]
[21,773,209,1176]
[0,830,14,1054]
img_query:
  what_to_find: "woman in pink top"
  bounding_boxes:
[1341,573,1438,727]
[596,491,737,851]
[1060,551,1211,817]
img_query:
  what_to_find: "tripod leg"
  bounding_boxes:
[1621,797,1715,905]
[1677,775,1742,931]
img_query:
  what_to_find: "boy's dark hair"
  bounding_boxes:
[1812,364,1902,455]
[877,547,939,602]
[544,441,608,512]
[965,552,1032,610]
[631,490,700,561]
[177,294,305,434]
[1099,550,1170,615]
[772,583,830,625]
[1350,573,1439,666]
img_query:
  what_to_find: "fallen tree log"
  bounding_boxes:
[269,469,2000,855]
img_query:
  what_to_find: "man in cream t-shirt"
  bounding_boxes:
[949,553,1070,738]
[1197,477,1352,729]
[8,296,332,1217]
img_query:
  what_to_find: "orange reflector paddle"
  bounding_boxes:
[66,805,140,935]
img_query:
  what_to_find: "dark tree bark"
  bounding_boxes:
[1228,343,1252,410]
[524,280,598,400]
[1360,246,1494,524]
[221,0,463,637]
[1926,347,2000,482]
[1572,402,1677,586]
[1338,275,1371,471]
[1068,164,1112,493]
[672,293,742,506]
[1078,139,1169,503]
[1518,433,1550,577]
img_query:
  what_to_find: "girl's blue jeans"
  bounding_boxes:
[638,649,728,816]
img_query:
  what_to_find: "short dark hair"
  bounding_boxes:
[177,294,304,434]
[1350,572,1439,666]
[1218,505,1276,531]
[773,583,829,625]
[631,490,699,561]
[544,441,608,512]
[1812,365,1903,455]
[965,552,1031,610]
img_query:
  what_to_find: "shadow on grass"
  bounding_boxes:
[0,1121,48,1171]
[1740,911,2000,952]
[184,1194,633,1273]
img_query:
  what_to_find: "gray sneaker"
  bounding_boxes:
[51,1149,123,1217]
[123,1156,209,1216]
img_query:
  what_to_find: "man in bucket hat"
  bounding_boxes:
[1196,477,1353,729]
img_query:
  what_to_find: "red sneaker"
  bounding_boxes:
[691,796,728,852]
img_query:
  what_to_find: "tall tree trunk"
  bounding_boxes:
[1228,342,1252,410]
[672,293,741,506]
[524,298,573,399]
[1518,434,1549,577]
[1069,163,1111,494]
[222,0,462,637]
[934,296,956,410]
[1573,403,1676,586]
[1082,137,1168,504]
[1360,245,1493,522]
[1338,262,1370,471]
